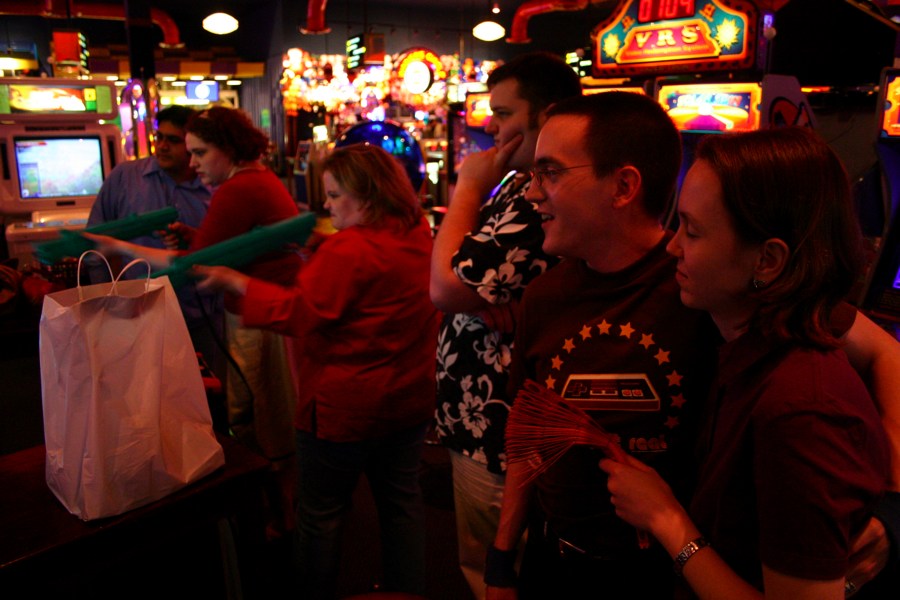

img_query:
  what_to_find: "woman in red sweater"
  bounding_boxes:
[195,143,439,599]
[599,128,889,599]
[87,106,301,537]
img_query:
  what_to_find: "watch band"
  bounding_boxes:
[673,536,710,576]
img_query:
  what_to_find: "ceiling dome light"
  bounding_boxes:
[203,12,239,35]
[473,20,505,42]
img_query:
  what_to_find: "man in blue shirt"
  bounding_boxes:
[88,105,223,378]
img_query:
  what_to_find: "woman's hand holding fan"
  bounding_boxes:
[505,380,650,549]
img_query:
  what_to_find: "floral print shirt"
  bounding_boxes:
[435,172,558,474]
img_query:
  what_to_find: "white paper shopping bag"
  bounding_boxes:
[39,253,225,520]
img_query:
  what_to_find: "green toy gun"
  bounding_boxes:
[152,212,318,288]
[34,207,179,265]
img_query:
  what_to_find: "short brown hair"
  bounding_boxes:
[488,52,582,128]
[695,127,862,348]
[185,106,268,163]
[321,144,423,229]
[546,92,682,220]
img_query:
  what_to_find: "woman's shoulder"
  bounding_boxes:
[755,345,870,417]
[223,167,283,191]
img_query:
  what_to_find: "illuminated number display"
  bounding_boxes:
[637,0,696,23]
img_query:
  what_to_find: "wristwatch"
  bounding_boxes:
[673,537,710,576]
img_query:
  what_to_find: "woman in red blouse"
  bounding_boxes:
[599,127,890,599]
[195,143,439,599]
[87,106,301,537]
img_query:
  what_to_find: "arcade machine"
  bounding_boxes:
[859,67,900,329]
[590,0,815,206]
[446,89,494,186]
[119,77,157,161]
[0,78,122,269]
[335,120,426,193]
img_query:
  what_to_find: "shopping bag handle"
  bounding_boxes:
[75,251,151,301]
[110,259,152,296]
[77,250,114,301]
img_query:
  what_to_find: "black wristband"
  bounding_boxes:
[874,491,900,571]
[484,544,518,588]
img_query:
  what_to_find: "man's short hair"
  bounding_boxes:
[487,52,582,125]
[155,105,196,129]
[547,92,682,220]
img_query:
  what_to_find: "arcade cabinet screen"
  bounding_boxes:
[465,93,491,128]
[0,83,114,115]
[14,137,104,200]
[881,72,900,139]
[658,83,762,133]
[186,81,220,103]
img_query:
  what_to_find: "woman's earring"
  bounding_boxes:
[752,278,767,290]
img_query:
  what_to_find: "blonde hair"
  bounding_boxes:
[321,144,422,229]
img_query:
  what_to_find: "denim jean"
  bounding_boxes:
[294,421,429,600]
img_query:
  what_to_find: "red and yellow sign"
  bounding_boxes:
[397,48,445,95]
[617,20,720,64]
[592,0,756,77]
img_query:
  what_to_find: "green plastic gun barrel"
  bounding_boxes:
[34,207,179,265]
[34,208,317,289]
[153,212,316,287]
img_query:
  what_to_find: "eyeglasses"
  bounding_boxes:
[529,164,594,187]
[153,131,185,145]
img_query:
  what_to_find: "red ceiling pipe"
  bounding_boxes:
[0,0,182,47]
[755,1,792,10]
[507,0,590,44]
[301,0,331,34]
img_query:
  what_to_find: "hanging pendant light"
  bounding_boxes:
[473,2,505,42]
[203,11,239,35]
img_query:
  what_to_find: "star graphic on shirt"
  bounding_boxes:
[664,416,680,429]
[580,325,593,340]
[563,338,576,353]
[619,322,635,339]
[671,394,686,409]
[597,320,611,335]
[545,375,557,390]
[655,349,670,365]
[551,355,563,370]
[667,371,683,387]
[639,333,654,349]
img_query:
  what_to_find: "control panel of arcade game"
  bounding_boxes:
[0,78,121,268]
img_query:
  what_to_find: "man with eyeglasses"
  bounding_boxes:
[486,93,900,599]
[87,104,223,379]
[430,52,581,599]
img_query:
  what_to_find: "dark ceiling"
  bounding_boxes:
[1,0,898,86]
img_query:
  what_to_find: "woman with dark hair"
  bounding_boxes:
[195,143,439,599]
[599,127,890,599]
[86,106,301,536]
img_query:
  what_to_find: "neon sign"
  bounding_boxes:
[592,0,756,76]
[397,48,446,95]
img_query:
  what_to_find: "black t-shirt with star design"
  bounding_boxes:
[510,231,717,555]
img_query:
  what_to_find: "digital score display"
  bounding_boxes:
[637,0,695,24]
